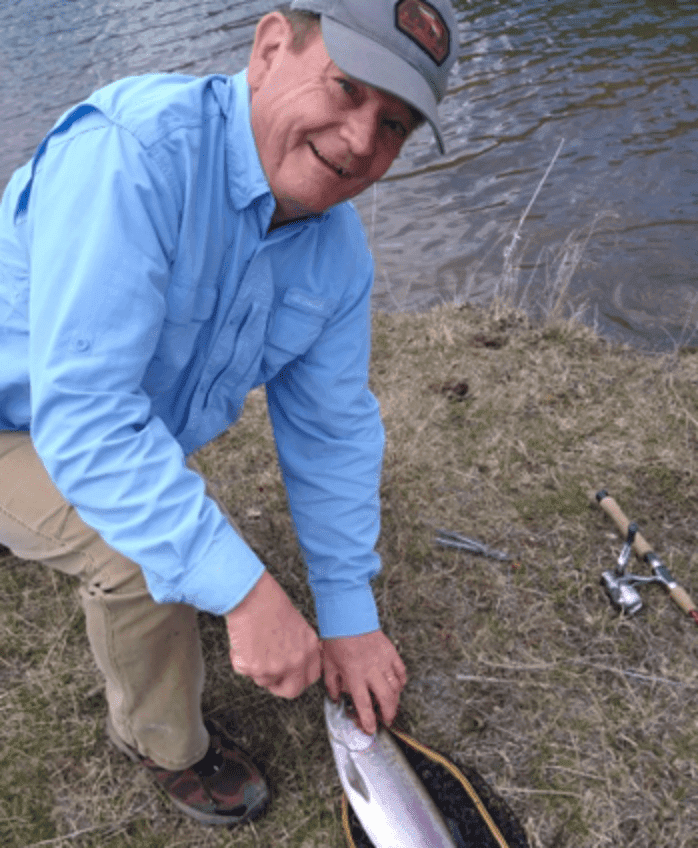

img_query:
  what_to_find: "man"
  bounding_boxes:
[0,0,457,827]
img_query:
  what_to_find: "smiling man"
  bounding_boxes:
[0,0,457,828]
[249,12,422,223]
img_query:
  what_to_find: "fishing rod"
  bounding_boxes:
[593,488,698,624]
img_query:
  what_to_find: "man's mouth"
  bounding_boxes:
[309,142,352,179]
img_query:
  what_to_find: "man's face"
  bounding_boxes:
[248,16,419,225]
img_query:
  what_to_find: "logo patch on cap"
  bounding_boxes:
[396,0,450,66]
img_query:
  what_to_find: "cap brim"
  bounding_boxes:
[320,16,446,154]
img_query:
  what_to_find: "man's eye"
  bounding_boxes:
[385,119,407,139]
[336,77,357,96]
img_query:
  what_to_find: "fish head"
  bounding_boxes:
[324,698,375,810]
[323,696,376,752]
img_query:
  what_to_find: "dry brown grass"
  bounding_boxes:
[366,304,698,847]
[1,302,697,847]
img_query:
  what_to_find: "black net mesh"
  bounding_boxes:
[343,729,529,848]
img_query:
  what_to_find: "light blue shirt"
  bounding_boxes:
[0,70,385,638]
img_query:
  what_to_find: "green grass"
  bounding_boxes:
[2,300,698,847]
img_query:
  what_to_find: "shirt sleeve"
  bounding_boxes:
[265,253,385,639]
[25,111,266,614]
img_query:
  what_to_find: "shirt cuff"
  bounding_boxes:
[314,584,380,639]
[148,521,267,616]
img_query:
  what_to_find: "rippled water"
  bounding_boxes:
[2,0,696,349]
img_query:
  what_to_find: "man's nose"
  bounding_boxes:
[341,106,379,158]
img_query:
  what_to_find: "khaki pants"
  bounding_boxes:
[0,430,232,771]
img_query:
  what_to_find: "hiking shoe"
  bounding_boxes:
[107,712,270,826]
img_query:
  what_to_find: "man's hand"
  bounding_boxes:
[322,630,407,735]
[225,571,322,698]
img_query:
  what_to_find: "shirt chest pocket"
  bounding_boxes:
[147,283,219,391]
[263,288,336,373]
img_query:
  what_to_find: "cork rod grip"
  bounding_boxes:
[595,492,652,559]
[669,585,698,616]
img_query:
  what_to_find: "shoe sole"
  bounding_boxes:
[105,714,271,826]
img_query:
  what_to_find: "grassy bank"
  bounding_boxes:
[1,303,697,848]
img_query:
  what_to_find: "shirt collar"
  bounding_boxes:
[224,70,274,215]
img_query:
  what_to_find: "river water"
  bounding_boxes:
[1,0,696,350]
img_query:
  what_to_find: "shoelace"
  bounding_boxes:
[192,743,225,778]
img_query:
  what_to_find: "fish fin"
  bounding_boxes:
[345,758,371,804]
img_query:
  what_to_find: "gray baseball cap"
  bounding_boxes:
[288,0,458,153]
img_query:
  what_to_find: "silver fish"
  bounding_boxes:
[324,697,458,848]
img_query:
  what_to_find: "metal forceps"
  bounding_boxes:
[435,529,511,562]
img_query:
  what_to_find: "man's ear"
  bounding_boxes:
[247,12,293,94]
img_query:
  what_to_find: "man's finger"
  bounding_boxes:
[395,658,408,688]
[305,650,323,690]
[384,671,401,689]
[351,686,378,735]
[263,662,319,699]
[323,665,342,702]
[373,680,400,728]
[266,674,306,699]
